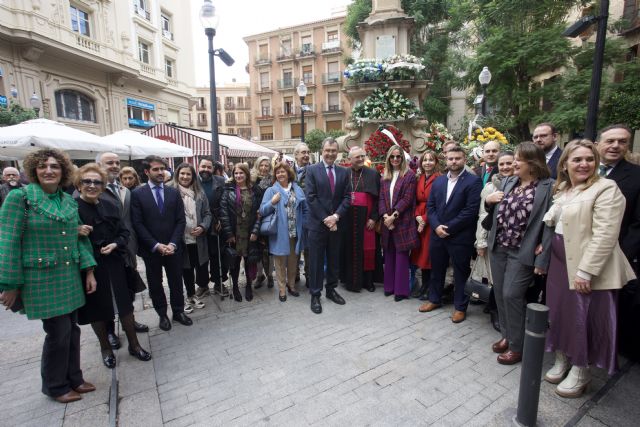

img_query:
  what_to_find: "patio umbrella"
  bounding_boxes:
[101,130,193,160]
[0,118,126,160]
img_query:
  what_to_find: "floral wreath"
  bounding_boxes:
[351,85,419,125]
[462,126,512,166]
[364,124,411,173]
[424,122,454,152]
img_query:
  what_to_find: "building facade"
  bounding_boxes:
[191,83,252,140]
[0,0,195,136]
[243,16,353,154]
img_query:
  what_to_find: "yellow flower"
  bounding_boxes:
[477,135,486,142]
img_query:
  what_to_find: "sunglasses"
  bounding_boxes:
[390,155,403,160]
[81,179,104,187]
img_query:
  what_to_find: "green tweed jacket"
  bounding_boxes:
[0,184,96,320]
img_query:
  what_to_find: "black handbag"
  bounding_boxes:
[125,264,147,293]
[464,260,492,302]
[223,244,238,265]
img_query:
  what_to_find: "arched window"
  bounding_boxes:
[55,90,96,122]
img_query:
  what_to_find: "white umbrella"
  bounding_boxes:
[0,118,127,160]
[101,130,193,159]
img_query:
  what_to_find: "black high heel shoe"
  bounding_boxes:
[287,287,300,297]
[279,293,287,302]
[102,350,116,369]
[232,285,242,302]
[128,346,152,361]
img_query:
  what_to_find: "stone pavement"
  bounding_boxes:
[1,278,638,427]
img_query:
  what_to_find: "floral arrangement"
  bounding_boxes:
[351,85,419,124]
[423,122,454,152]
[343,59,383,83]
[462,126,511,167]
[364,124,411,173]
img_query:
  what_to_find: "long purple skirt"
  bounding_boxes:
[545,234,619,375]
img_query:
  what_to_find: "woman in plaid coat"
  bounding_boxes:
[0,149,97,404]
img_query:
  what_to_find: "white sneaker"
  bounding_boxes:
[183,300,194,314]
[544,351,570,384]
[556,365,590,398]
[188,296,205,309]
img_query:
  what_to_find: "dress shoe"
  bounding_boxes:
[556,366,590,398]
[497,350,522,365]
[418,302,441,313]
[310,295,322,314]
[102,351,116,369]
[384,291,393,297]
[365,283,375,292]
[279,294,287,302]
[74,382,96,394]
[134,321,149,333]
[410,286,422,299]
[173,312,193,326]
[326,289,345,305]
[451,310,466,323]
[107,332,121,350]
[128,346,152,361]
[245,284,253,301]
[255,274,266,289]
[267,276,274,288]
[545,351,570,384]
[53,390,82,404]
[287,287,300,297]
[490,310,501,332]
[492,338,509,354]
[232,285,242,302]
[394,295,408,302]
[158,315,171,331]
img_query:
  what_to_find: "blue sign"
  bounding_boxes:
[0,95,7,108]
[127,98,155,110]
[128,118,155,128]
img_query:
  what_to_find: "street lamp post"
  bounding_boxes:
[297,81,307,142]
[584,0,608,141]
[200,0,221,162]
[478,66,492,117]
[29,92,41,117]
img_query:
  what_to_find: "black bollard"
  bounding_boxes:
[515,303,549,427]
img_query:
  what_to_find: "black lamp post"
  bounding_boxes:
[297,81,307,142]
[29,92,41,117]
[478,66,492,117]
[200,0,221,162]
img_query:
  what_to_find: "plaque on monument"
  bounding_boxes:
[375,35,395,59]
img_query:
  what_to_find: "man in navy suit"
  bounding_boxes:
[131,155,191,331]
[419,145,482,323]
[304,138,351,314]
[532,123,562,179]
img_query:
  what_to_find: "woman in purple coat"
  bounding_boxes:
[379,146,419,301]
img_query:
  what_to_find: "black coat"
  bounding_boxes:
[219,183,261,241]
[607,159,640,264]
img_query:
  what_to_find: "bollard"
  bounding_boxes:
[515,303,549,427]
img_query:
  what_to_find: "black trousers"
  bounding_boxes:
[183,243,210,297]
[308,228,341,296]
[142,252,184,316]
[41,311,83,397]
[208,234,228,286]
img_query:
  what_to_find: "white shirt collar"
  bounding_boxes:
[545,145,559,161]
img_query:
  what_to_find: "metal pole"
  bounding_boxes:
[515,303,550,427]
[300,96,305,142]
[584,0,609,141]
[206,27,220,162]
[481,85,487,117]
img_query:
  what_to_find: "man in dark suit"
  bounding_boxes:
[131,155,191,331]
[532,122,562,179]
[293,142,311,285]
[419,145,482,323]
[596,124,640,361]
[304,138,351,314]
[473,140,500,186]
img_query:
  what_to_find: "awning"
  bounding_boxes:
[144,123,226,166]
[178,127,277,158]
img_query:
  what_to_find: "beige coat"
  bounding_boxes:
[556,178,636,290]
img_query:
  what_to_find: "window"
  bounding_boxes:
[70,5,90,37]
[260,72,270,90]
[326,61,340,83]
[326,120,342,132]
[291,123,303,139]
[301,35,312,53]
[138,40,150,63]
[327,30,338,42]
[302,93,313,108]
[197,97,206,109]
[260,125,274,141]
[237,96,247,109]
[283,97,293,115]
[328,91,340,110]
[225,97,235,109]
[127,104,155,128]
[260,99,270,116]
[282,69,293,87]
[161,14,173,40]
[165,58,174,78]
[197,113,207,125]
[134,0,150,20]
[258,43,268,60]
[225,112,236,125]
[227,128,235,134]
[238,128,251,139]
[55,90,96,122]
[281,39,292,56]
[237,112,251,125]
[302,65,313,85]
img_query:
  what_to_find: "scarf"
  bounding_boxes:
[179,186,197,244]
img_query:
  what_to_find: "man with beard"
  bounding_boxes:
[293,142,311,284]
[532,122,562,179]
[340,147,380,292]
[419,146,482,323]
[197,156,228,297]
[0,167,23,208]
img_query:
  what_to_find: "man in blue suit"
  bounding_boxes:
[419,145,482,323]
[533,122,562,179]
[131,155,191,331]
[304,138,351,314]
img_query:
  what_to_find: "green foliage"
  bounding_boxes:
[344,0,372,46]
[600,59,640,130]
[304,128,326,153]
[0,102,38,126]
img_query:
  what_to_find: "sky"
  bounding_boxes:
[189,0,353,87]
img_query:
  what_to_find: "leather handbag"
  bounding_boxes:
[464,259,492,302]
[223,244,238,265]
[259,205,278,236]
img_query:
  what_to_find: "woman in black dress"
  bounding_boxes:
[74,163,151,368]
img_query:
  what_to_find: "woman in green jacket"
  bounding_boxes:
[0,149,97,404]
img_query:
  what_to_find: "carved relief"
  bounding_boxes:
[22,46,45,63]
[409,118,430,153]
[121,32,130,50]
[32,0,42,11]
[337,121,362,152]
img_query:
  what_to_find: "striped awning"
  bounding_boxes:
[144,123,227,166]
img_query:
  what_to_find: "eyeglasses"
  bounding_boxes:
[390,155,403,160]
[81,179,104,187]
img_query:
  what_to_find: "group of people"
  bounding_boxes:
[0,122,638,404]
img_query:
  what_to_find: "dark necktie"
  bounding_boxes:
[154,186,164,213]
[109,183,121,203]
[598,165,610,177]
[328,165,335,194]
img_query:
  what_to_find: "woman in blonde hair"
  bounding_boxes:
[252,156,275,289]
[542,139,635,398]
[378,145,419,301]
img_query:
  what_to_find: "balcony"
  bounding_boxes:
[76,35,100,53]
[255,82,272,94]
[134,4,150,20]
[224,103,236,110]
[196,103,207,111]
[277,78,298,90]
[297,44,315,59]
[322,72,342,85]
[236,103,250,111]
[276,50,295,62]
[322,103,344,114]
[197,118,208,126]
[302,75,316,87]
[279,106,296,117]
[254,55,271,67]
[162,30,174,41]
[256,108,273,120]
[139,62,156,77]
[294,104,316,115]
[321,40,342,54]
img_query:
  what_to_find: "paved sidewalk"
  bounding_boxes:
[0,279,637,426]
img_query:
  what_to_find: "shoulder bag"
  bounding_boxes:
[464,259,492,303]
[259,203,278,237]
